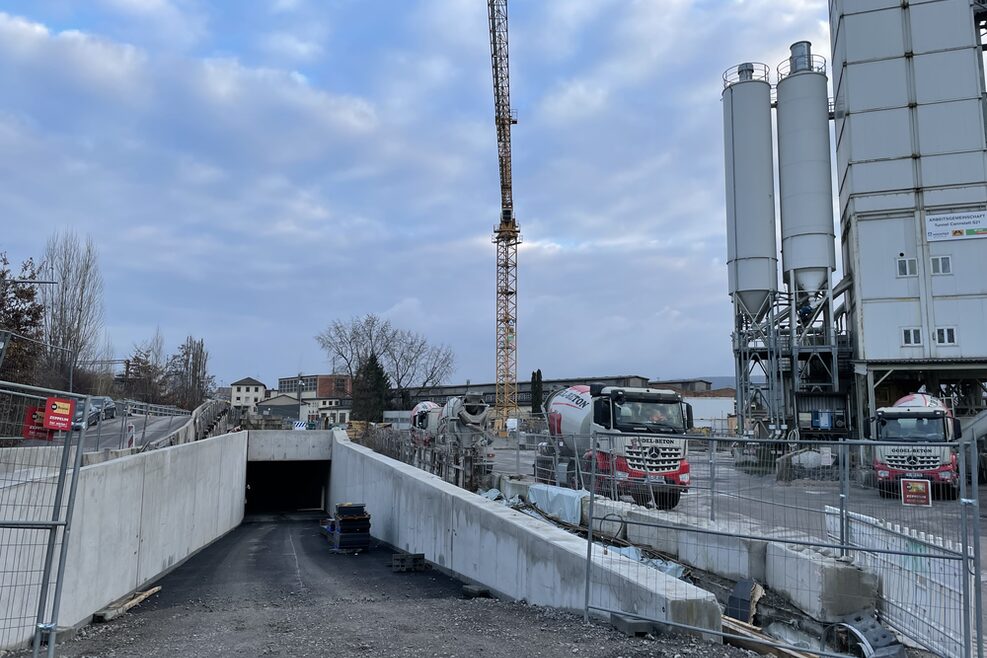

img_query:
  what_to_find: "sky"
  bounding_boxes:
[0,0,830,389]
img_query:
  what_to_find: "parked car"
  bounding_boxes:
[72,404,101,431]
[92,396,117,420]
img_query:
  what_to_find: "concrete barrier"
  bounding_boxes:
[0,431,247,650]
[765,542,877,622]
[329,431,721,636]
[247,430,333,461]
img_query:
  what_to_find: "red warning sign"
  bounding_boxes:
[901,478,932,507]
[43,397,75,432]
[21,406,53,440]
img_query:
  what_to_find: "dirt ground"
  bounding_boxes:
[16,520,760,658]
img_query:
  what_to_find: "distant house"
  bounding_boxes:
[230,377,266,414]
[276,373,352,425]
[256,394,303,420]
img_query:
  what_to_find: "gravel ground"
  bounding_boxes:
[17,520,759,658]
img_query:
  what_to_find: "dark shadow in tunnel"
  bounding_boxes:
[245,460,329,514]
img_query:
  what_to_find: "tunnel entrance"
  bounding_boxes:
[245,460,329,515]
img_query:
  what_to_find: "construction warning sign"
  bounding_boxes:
[900,478,932,507]
[21,406,53,440]
[43,397,75,432]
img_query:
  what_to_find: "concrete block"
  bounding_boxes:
[247,430,332,461]
[677,520,766,583]
[497,475,533,501]
[765,542,878,622]
[580,497,633,540]
[624,508,693,557]
[610,613,655,636]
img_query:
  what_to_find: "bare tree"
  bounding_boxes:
[316,314,455,405]
[126,327,168,404]
[315,314,396,379]
[382,328,455,392]
[166,336,213,410]
[39,230,104,389]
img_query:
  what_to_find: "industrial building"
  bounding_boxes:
[724,0,987,438]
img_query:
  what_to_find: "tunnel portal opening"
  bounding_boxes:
[245,460,329,515]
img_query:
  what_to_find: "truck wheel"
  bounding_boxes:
[630,488,681,510]
[654,489,681,510]
[938,484,959,501]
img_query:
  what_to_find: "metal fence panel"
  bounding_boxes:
[581,434,983,658]
[0,380,88,657]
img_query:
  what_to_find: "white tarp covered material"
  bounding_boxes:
[609,545,687,579]
[526,484,589,525]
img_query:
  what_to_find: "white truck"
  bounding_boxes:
[871,392,962,499]
[535,383,693,509]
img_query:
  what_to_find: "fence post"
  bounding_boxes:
[958,437,974,658]
[583,434,598,623]
[708,436,716,522]
[31,400,78,658]
[141,403,149,444]
[118,402,128,449]
[968,434,984,658]
[839,441,849,559]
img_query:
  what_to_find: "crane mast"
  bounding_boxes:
[487,0,520,433]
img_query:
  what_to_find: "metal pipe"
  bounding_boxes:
[839,441,850,558]
[708,437,716,522]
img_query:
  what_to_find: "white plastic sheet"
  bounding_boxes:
[526,484,589,525]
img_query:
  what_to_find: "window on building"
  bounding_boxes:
[340,413,347,423]
[254,386,259,392]
[902,328,922,346]
[335,378,346,392]
[935,327,956,345]
[235,396,241,401]
[896,258,917,277]
[930,256,952,275]
[235,386,241,393]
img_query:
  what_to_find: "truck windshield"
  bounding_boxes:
[614,400,683,431]
[878,417,947,442]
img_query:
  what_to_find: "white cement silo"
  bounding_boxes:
[723,63,778,319]
[776,42,836,294]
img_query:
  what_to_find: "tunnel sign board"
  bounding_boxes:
[926,210,987,241]
[43,397,75,432]
[900,478,932,507]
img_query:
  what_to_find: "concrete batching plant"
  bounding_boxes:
[724,0,987,440]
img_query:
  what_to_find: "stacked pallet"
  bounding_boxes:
[324,502,371,552]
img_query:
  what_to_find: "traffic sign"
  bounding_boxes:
[43,398,75,432]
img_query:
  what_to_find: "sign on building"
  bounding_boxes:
[926,210,987,242]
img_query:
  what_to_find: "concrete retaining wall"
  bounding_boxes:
[0,431,247,650]
[247,430,332,461]
[329,431,721,635]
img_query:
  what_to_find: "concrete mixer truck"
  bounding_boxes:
[870,392,962,500]
[409,395,494,469]
[535,383,693,509]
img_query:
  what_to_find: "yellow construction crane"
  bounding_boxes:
[487,0,520,433]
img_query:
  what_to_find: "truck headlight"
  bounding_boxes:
[679,473,691,484]
[877,470,890,479]
[939,471,953,480]
[614,471,629,480]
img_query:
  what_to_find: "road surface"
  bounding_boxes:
[23,520,757,658]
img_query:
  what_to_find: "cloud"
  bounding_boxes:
[261,31,323,61]
[0,1,831,387]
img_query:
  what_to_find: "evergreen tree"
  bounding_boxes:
[352,354,391,422]
[530,369,544,415]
